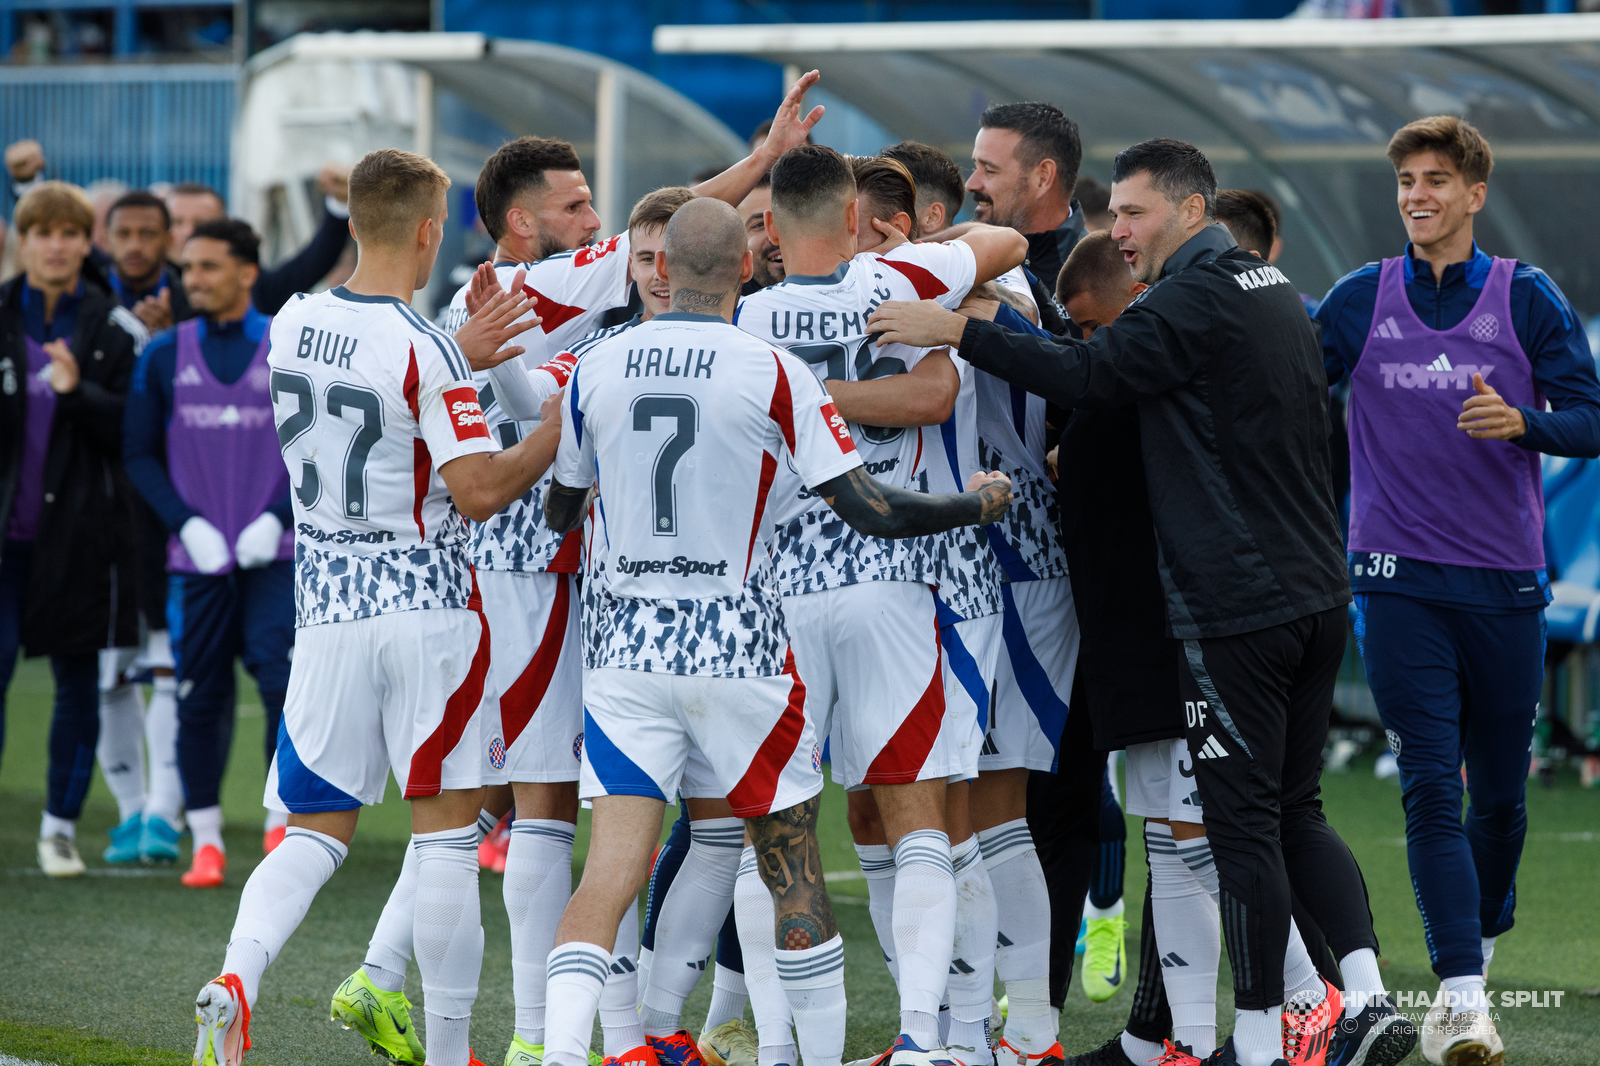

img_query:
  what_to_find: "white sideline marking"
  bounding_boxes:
[0,1055,57,1065]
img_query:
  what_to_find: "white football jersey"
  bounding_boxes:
[921,349,1004,620]
[269,287,497,627]
[553,312,864,677]
[974,268,1068,582]
[735,240,977,595]
[440,241,634,574]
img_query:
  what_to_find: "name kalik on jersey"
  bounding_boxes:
[553,314,863,678]
[734,241,977,596]
[440,236,633,574]
[269,288,497,626]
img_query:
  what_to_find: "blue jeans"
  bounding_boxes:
[1355,592,1543,980]
[2,540,102,819]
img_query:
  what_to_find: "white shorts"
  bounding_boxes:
[578,658,823,818]
[785,581,965,790]
[1123,738,1204,824]
[941,605,1001,784]
[479,569,583,784]
[985,577,1080,773]
[266,607,499,812]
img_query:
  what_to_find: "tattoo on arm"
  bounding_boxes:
[670,287,731,316]
[544,480,589,533]
[814,467,1009,538]
[748,795,837,949]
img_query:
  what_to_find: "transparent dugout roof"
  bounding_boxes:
[656,15,1600,315]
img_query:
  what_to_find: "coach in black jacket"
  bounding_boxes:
[870,140,1378,1048]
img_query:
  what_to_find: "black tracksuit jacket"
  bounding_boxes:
[959,223,1350,640]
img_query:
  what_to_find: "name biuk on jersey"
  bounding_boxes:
[440,237,633,574]
[553,313,864,678]
[269,287,497,627]
[735,240,977,595]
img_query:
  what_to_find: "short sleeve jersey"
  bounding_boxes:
[553,312,863,677]
[439,238,634,574]
[974,267,1069,583]
[734,240,978,595]
[269,287,496,627]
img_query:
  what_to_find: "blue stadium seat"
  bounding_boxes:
[1541,455,1600,644]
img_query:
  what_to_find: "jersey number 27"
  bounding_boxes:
[272,369,384,519]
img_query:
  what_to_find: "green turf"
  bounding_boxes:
[2,654,1598,1064]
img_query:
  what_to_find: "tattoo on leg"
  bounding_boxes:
[748,795,838,946]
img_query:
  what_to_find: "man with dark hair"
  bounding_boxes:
[1318,115,1600,1066]
[738,140,1026,1066]
[122,215,297,890]
[738,170,783,293]
[332,76,828,1066]
[106,190,196,330]
[1073,176,1113,233]
[1214,189,1277,261]
[163,164,354,316]
[968,102,1086,327]
[879,140,966,229]
[870,137,1400,1066]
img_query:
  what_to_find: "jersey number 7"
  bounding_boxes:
[631,394,698,536]
[271,369,385,519]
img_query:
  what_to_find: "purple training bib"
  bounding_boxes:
[5,336,57,542]
[165,317,292,573]
[1348,256,1544,570]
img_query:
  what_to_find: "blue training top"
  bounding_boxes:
[1317,241,1600,613]
[123,306,291,534]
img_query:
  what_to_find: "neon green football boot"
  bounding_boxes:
[1080,913,1128,1003]
[330,967,426,1064]
[503,1034,604,1066]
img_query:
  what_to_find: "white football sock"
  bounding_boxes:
[143,675,183,824]
[705,963,748,1031]
[977,819,1054,1054]
[642,817,743,1034]
[1174,831,1219,900]
[1084,897,1124,921]
[505,819,576,1044]
[776,934,846,1066]
[412,826,482,1066]
[1232,1006,1284,1066]
[855,842,900,985]
[1339,947,1386,1018]
[477,808,499,841]
[1442,974,1489,1014]
[1147,824,1220,1058]
[1284,919,1325,1009]
[366,841,418,979]
[96,682,146,822]
[891,829,955,1044]
[189,805,224,854]
[948,835,996,1062]
[364,962,406,994]
[602,898,646,1055]
[544,942,612,1066]
[40,811,75,840]
[1480,936,1496,978]
[735,847,796,1063]
[1121,1031,1165,1064]
[227,826,348,1005]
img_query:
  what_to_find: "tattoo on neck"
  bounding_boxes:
[670,287,728,316]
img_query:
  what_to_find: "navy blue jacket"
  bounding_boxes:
[123,307,291,534]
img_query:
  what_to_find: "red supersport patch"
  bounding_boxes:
[819,401,856,454]
[573,234,622,267]
[443,386,491,441]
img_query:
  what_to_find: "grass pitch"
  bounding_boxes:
[0,656,1597,1064]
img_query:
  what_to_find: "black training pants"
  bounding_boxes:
[1180,606,1376,1011]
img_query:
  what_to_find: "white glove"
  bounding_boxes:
[234,512,284,570]
[179,516,232,574]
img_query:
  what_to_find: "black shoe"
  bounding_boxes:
[1061,1034,1141,1066]
[1326,995,1419,1066]
[1197,1038,1286,1066]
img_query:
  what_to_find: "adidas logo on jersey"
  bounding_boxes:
[175,363,204,387]
[1372,315,1404,340]
[1427,353,1454,373]
[1195,735,1229,760]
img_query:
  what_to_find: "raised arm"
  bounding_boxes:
[815,468,1012,540]
[691,71,825,208]
[954,223,1029,287]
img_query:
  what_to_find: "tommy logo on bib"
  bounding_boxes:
[444,387,491,441]
[820,402,855,453]
[1376,359,1494,390]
